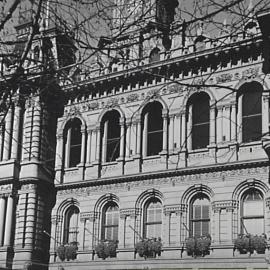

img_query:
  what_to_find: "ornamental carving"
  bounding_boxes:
[212,200,238,212]
[242,67,259,79]
[147,89,160,99]
[167,84,184,93]
[120,208,137,219]
[216,73,233,84]
[88,101,99,110]
[106,97,119,108]
[80,211,94,221]
[164,204,183,215]
[126,93,139,102]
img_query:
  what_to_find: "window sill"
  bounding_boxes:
[188,147,208,154]
[143,155,161,160]
[102,161,118,166]
[239,140,262,147]
[64,166,79,172]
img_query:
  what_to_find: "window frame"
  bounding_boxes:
[240,189,264,235]
[190,194,210,237]
[143,198,162,239]
[63,205,80,244]
[101,202,119,242]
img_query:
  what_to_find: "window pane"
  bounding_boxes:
[106,139,120,162]
[147,131,163,156]
[243,91,262,116]
[69,145,81,167]
[242,115,261,142]
[192,123,209,149]
[243,218,264,235]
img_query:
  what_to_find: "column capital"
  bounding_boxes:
[164,204,183,216]
[212,200,239,212]
[120,208,137,219]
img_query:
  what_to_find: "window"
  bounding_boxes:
[240,82,263,143]
[241,189,264,235]
[63,206,79,244]
[101,110,121,162]
[190,195,210,237]
[187,92,210,150]
[33,46,40,63]
[101,202,119,241]
[142,102,163,156]
[149,48,160,63]
[143,198,162,239]
[64,118,82,168]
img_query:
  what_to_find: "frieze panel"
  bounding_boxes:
[57,166,268,196]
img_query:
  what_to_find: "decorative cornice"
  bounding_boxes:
[164,204,184,215]
[56,158,269,192]
[119,208,139,219]
[80,211,95,221]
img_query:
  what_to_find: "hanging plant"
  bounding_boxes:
[135,238,162,259]
[185,235,211,257]
[95,240,118,260]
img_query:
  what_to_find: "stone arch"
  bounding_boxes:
[137,97,168,117]
[182,88,215,108]
[97,107,125,125]
[232,178,269,201]
[57,197,80,217]
[135,188,164,209]
[60,115,86,133]
[235,78,268,93]
[94,193,120,214]
[181,184,214,205]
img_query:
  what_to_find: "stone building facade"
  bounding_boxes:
[1,0,270,269]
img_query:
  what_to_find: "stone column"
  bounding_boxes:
[15,193,27,247]
[11,105,22,160]
[142,113,148,157]
[86,130,92,164]
[174,114,181,150]
[136,119,141,157]
[4,195,14,246]
[64,128,71,167]
[237,96,243,142]
[80,129,86,164]
[3,108,12,160]
[163,211,171,246]
[0,197,6,246]
[24,191,37,247]
[216,106,223,144]
[210,106,216,145]
[119,118,125,159]
[187,105,192,151]
[169,115,175,153]
[130,121,137,157]
[180,112,186,150]
[230,102,237,141]
[125,121,131,159]
[95,127,101,163]
[162,113,168,153]
[31,100,41,160]
[55,134,63,168]
[118,212,126,249]
[102,121,108,163]
[90,129,96,163]
[262,94,269,136]
[0,123,4,161]
[223,106,231,142]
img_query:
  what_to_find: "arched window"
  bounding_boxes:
[149,48,160,63]
[63,206,79,244]
[101,202,119,241]
[33,46,40,63]
[187,92,210,150]
[143,198,162,239]
[142,102,163,156]
[239,82,263,143]
[190,194,210,237]
[241,189,264,235]
[64,118,82,168]
[101,110,121,162]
